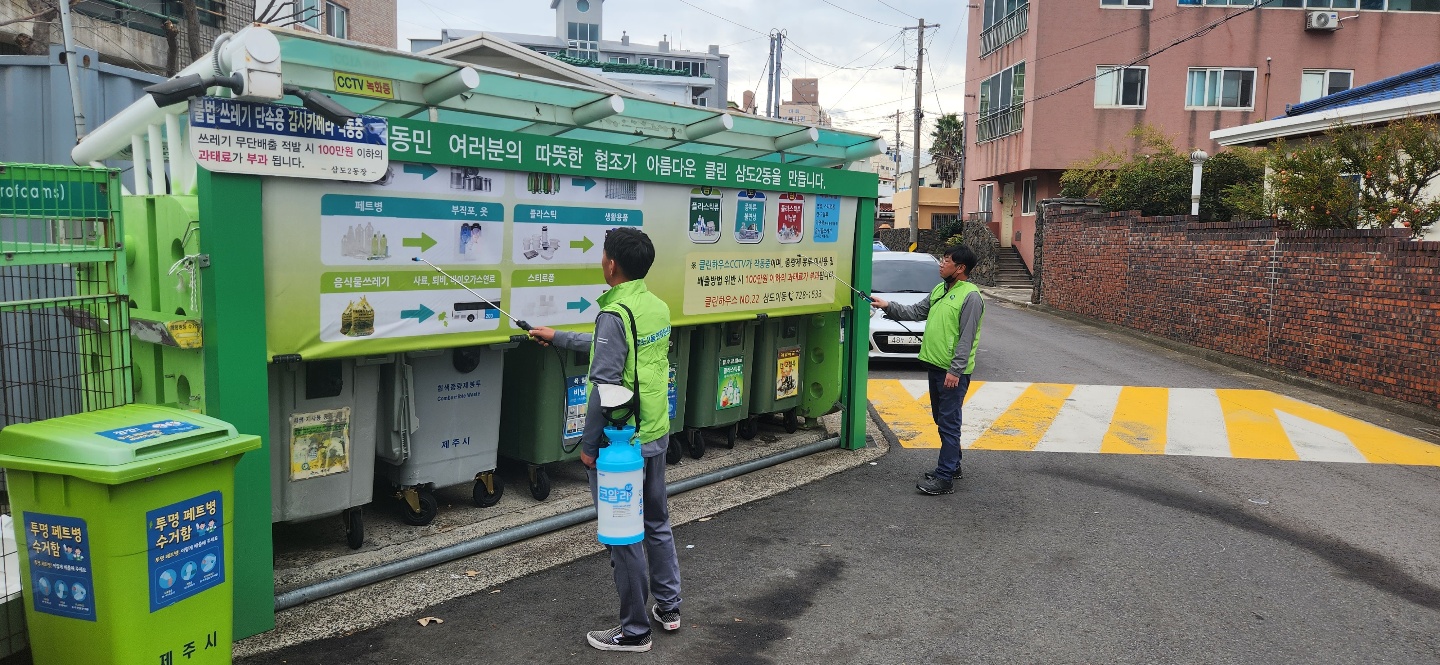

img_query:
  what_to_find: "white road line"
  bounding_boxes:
[1277,411,1370,464]
[960,382,1030,447]
[899,379,929,401]
[1033,384,1124,454]
[1164,388,1232,458]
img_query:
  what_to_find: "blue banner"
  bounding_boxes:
[813,195,841,243]
[147,492,224,612]
[23,512,96,621]
[190,96,386,144]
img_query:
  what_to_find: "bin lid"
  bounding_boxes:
[0,404,260,485]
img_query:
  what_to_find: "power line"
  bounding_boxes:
[819,30,905,81]
[820,0,905,29]
[677,0,767,36]
[874,0,917,20]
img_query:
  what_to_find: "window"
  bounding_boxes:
[1300,69,1353,102]
[978,62,1026,142]
[566,22,599,61]
[1101,0,1151,7]
[1186,68,1256,110]
[692,94,709,107]
[1095,65,1148,107]
[981,0,1025,29]
[1021,178,1037,215]
[324,1,347,39]
[298,0,320,29]
[978,184,994,213]
[608,56,630,64]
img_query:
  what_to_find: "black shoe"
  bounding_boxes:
[924,468,962,481]
[587,626,653,652]
[651,603,681,631]
[916,476,955,495]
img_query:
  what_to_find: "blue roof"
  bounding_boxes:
[1285,62,1440,117]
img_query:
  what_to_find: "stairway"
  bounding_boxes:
[995,246,1033,287]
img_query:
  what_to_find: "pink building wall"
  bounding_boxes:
[964,2,1440,270]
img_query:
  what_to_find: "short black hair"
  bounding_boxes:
[942,245,977,276]
[604,227,655,279]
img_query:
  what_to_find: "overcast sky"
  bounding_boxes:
[395,0,970,160]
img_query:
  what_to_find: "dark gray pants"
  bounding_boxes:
[589,450,682,636]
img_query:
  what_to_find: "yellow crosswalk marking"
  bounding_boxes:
[970,383,1073,451]
[1100,386,1169,455]
[867,380,1440,466]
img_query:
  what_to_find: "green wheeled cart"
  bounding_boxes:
[0,404,259,665]
[684,319,758,454]
[497,342,591,500]
[664,327,693,465]
[744,315,809,438]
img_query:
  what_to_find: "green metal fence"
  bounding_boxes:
[0,163,130,658]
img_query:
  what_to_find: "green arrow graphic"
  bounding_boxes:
[404,164,438,179]
[569,236,594,253]
[571,176,597,191]
[401,304,435,323]
[402,233,437,252]
[567,297,592,313]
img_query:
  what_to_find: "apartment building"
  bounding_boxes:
[1,0,251,72]
[779,78,833,126]
[268,0,398,48]
[965,0,1440,270]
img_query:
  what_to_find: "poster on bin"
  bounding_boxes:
[189,96,388,182]
[24,513,96,621]
[258,118,874,361]
[776,346,801,400]
[146,492,224,612]
[289,408,352,481]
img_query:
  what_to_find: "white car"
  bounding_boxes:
[868,251,943,360]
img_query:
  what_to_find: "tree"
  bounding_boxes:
[928,113,964,188]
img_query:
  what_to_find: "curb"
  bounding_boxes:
[981,288,1440,430]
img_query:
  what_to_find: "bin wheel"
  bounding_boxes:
[343,508,364,550]
[401,491,439,526]
[686,428,705,460]
[724,423,738,449]
[666,434,684,465]
[783,408,800,434]
[529,468,552,501]
[738,417,758,441]
[474,476,504,508]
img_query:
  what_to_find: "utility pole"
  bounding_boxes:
[764,33,776,118]
[903,18,939,248]
[772,31,785,118]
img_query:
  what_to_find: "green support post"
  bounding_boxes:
[840,198,876,450]
[197,170,276,638]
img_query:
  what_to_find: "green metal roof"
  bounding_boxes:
[268,27,884,168]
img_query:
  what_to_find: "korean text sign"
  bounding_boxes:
[147,492,224,612]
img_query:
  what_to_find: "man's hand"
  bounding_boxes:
[529,326,557,346]
[869,296,889,309]
[943,373,960,389]
[580,451,596,469]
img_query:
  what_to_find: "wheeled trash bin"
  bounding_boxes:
[684,319,758,452]
[269,356,386,549]
[0,404,258,665]
[379,345,506,525]
[496,342,590,500]
[745,315,808,437]
[664,327,693,464]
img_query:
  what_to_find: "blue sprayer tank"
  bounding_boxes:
[596,425,644,545]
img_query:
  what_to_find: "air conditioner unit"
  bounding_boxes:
[1306,11,1340,31]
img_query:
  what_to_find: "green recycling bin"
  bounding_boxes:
[664,327,695,464]
[746,315,809,436]
[0,404,259,665]
[684,319,758,452]
[497,342,590,501]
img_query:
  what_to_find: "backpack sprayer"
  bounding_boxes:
[593,384,644,545]
[797,254,922,338]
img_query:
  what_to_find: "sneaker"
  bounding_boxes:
[924,467,962,481]
[651,603,681,631]
[916,476,955,495]
[586,626,653,652]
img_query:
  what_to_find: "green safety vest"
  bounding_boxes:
[917,280,982,375]
[591,279,672,445]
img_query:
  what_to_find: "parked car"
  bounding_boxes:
[868,251,942,360]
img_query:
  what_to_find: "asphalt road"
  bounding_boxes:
[243,301,1440,665]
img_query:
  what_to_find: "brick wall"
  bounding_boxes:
[1039,210,1440,410]
[337,0,396,48]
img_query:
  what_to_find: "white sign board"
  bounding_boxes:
[188,96,388,182]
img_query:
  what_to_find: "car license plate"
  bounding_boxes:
[888,335,921,346]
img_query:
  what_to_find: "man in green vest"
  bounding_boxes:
[529,228,681,652]
[869,245,985,495]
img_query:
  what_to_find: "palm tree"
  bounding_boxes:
[928,113,964,188]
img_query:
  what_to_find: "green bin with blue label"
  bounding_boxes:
[0,404,259,665]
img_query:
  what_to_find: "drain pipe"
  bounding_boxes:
[275,435,843,611]
[57,0,87,140]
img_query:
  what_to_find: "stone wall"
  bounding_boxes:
[875,220,1001,286]
[1038,210,1440,411]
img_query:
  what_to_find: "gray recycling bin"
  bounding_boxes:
[379,345,505,526]
[745,315,808,436]
[269,356,386,549]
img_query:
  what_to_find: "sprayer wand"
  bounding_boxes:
[411,257,532,331]
[798,254,923,338]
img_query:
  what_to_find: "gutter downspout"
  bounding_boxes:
[57,0,86,140]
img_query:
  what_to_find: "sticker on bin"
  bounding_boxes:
[23,512,95,621]
[565,375,587,442]
[668,364,678,420]
[147,491,224,612]
[96,419,201,444]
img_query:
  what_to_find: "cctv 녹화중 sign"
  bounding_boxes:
[188,96,389,182]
